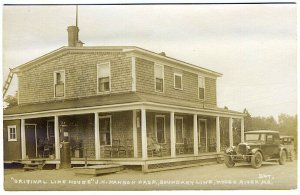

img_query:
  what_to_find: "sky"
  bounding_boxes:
[2,4,297,118]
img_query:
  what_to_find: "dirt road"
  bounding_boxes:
[4,161,297,190]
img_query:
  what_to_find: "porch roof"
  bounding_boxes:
[3,92,244,117]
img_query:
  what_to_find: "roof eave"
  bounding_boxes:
[124,48,223,77]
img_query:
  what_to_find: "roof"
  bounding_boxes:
[12,46,222,77]
[3,92,244,116]
[280,135,294,139]
[245,130,279,134]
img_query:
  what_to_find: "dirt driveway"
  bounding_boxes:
[4,161,297,190]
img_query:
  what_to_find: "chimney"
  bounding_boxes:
[67,26,79,47]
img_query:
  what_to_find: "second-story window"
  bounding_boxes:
[174,73,182,90]
[154,64,164,92]
[54,70,65,98]
[97,62,111,93]
[198,76,205,100]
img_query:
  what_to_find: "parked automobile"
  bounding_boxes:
[224,130,287,169]
[280,135,296,161]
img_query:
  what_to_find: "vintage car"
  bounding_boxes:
[224,130,287,169]
[280,135,296,161]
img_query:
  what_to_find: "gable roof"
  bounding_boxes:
[12,46,222,77]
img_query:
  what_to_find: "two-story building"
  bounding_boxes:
[3,24,245,172]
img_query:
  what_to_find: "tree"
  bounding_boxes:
[277,114,297,149]
[243,108,253,130]
[4,91,18,108]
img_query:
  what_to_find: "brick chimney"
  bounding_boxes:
[67,26,79,47]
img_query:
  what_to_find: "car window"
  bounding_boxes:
[245,134,260,141]
[260,134,266,141]
[266,134,273,144]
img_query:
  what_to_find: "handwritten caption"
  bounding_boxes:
[10,174,274,186]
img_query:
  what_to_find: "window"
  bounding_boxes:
[174,73,183,90]
[97,62,111,93]
[266,134,274,144]
[54,70,65,97]
[155,64,164,92]
[99,116,112,145]
[8,125,17,141]
[155,116,165,143]
[198,76,205,100]
[175,117,183,143]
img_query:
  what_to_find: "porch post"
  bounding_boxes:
[132,110,138,158]
[193,114,198,156]
[216,116,221,153]
[241,117,245,143]
[94,112,100,160]
[141,108,148,160]
[54,115,60,160]
[170,111,176,158]
[229,117,233,147]
[21,118,26,159]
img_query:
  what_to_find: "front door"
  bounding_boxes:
[25,124,37,158]
[99,116,111,146]
[198,119,207,152]
[155,116,165,143]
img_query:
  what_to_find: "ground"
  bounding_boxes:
[4,161,297,191]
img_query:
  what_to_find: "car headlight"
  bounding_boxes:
[226,146,235,153]
[246,145,250,150]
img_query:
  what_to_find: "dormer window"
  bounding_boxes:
[154,64,164,92]
[54,70,65,98]
[174,73,182,90]
[198,76,205,100]
[97,62,111,93]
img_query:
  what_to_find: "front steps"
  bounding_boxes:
[23,160,46,171]
[73,164,124,176]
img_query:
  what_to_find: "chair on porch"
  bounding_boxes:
[124,139,133,158]
[176,143,185,155]
[147,137,167,157]
[104,139,126,158]
[208,137,216,152]
[183,138,193,154]
[42,138,51,158]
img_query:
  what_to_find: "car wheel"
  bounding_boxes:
[279,150,287,165]
[224,155,235,168]
[251,151,263,169]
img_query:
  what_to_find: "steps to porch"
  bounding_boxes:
[73,164,124,176]
[20,160,46,171]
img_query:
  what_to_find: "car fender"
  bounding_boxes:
[250,148,263,156]
[279,147,288,156]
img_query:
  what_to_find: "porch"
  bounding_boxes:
[14,152,221,173]
[4,102,245,172]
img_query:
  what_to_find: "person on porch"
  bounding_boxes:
[147,133,162,152]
